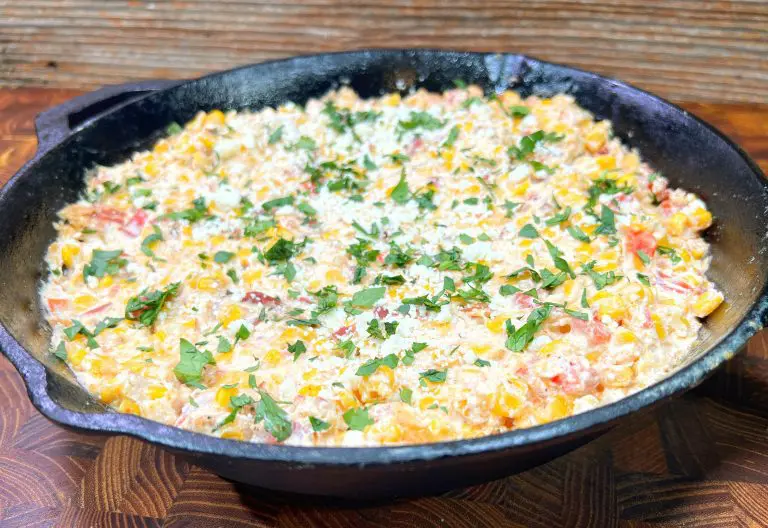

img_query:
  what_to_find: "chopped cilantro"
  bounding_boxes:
[637,273,651,286]
[309,416,330,432]
[474,358,491,367]
[657,245,682,263]
[505,305,552,353]
[140,226,164,260]
[268,125,284,145]
[83,249,126,281]
[443,125,460,148]
[214,250,235,264]
[397,111,444,133]
[254,389,292,442]
[349,287,386,308]
[262,195,294,211]
[356,353,399,377]
[53,341,68,361]
[125,282,180,327]
[264,238,304,263]
[567,225,591,243]
[419,369,447,385]
[519,224,539,238]
[390,170,410,204]
[637,250,651,265]
[174,338,215,388]
[217,336,232,353]
[343,407,374,431]
[288,340,306,361]
[399,387,413,404]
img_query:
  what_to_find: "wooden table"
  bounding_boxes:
[1,87,767,528]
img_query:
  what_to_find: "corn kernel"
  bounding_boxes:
[99,385,121,404]
[73,294,98,311]
[325,269,345,284]
[607,366,634,388]
[242,269,263,284]
[615,329,637,344]
[68,347,86,367]
[539,339,564,356]
[692,291,724,318]
[220,305,244,326]
[118,398,141,416]
[144,161,159,177]
[147,385,167,400]
[61,244,80,269]
[98,275,114,289]
[667,213,687,236]
[593,293,627,320]
[492,386,525,417]
[651,313,666,339]
[486,316,507,334]
[263,349,282,367]
[538,394,572,423]
[596,155,616,170]
[690,208,713,231]
[205,109,226,126]
[216,386,239,408]
[220,429,244,440]
[299,384,321,397]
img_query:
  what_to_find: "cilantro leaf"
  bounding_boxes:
[214,250,235,264]
[254,389,292,442]
[343,407,374,431]
[174,338,215,388]
[356,353,399,377]
[288,340,306,361]
[309,416,330,432]
[125,282,180,327]
[350,287,386,308]
[390,170,410,205]
[140,226,164,260]
[519,224,539,238]
[83,249,126,282]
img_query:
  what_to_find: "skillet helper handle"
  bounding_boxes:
[34,80,181,154]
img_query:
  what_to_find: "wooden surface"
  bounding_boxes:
[1,1,768,103]
[1,87,768,527]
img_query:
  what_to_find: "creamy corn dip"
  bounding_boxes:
[41,86,723,446]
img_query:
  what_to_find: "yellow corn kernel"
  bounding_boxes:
[242,269,263,284]
[61,244,80,269]
[73,294,98,311]
[308,279,322,291]
[216,386,239,408]
[651,313,666,339]
[538,394,573,423]
[195,276,219,292]
[118,398,141,416]
[325,269,345,284]
[690,208,713,231]
[263,349,282,367]
[205,109,226,126]
[99,385,121,404]
[512,180,530,197]
[596,155,616,171]
[593,293,627,320]
[200,135,215,149]
[692,291,724,318]
[465,183,481,195]
[220,429,244,441]
[210,235,226,246]
[153,140,169,153]
[615,329,637,344]
[384,93,401,106]
[144,161,159,177]
[89,357,117,376]
[538,339,564,356]
[470,343,492,356]
[68,347,86,367]
[98,275,114,289]
[220,305,244,327]
[418,395,438,411]
[690,245,706,259]
[336,389,359,411]
[299,384,321,397]
[666,213,687,236]
[147,385,167,400]
[486,316,507,334]
[492,386,525,417]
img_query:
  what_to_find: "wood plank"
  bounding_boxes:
[0,1,766,103]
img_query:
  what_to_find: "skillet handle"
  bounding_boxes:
[34,79,182,154]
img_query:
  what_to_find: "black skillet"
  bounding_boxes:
[1,50,767,498]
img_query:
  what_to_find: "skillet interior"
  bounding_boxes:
[1,50,767,497]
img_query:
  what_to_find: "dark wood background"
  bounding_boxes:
[0,87,767,526]
[1,1,767,103]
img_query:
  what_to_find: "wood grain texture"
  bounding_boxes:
[0,87,768,526]
[1,1,767,103]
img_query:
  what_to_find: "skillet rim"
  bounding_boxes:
[1,48,767,467]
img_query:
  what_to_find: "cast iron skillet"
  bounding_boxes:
[1,50,767,498]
